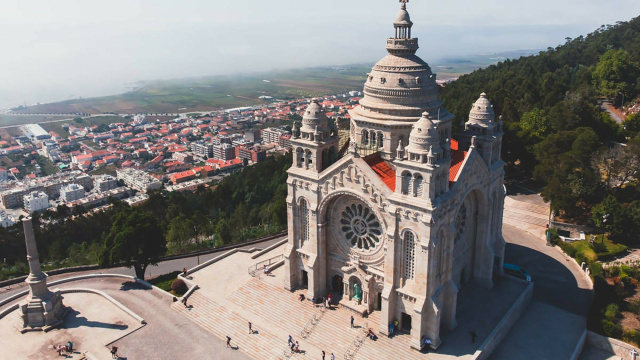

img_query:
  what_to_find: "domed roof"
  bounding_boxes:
[300,99,329,133]
[468,92,495,126]
[406,111,441,155]
[395,9,411,25]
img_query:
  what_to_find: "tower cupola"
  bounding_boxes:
[406,111,442,164]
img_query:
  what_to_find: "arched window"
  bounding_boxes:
[401,172,412,195]
[404,231,415,280]
[300,199,309,243]
[414,174,424,197]
[296,148,304,168]
[362,130,369,145]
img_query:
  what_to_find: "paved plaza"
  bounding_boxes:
[176,243,529,360]
[0,291,142,360]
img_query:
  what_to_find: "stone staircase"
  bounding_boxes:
[172,291,287,359]
[224,278,424,360]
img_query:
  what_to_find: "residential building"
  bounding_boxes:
[60,183,85,202]
[262,127,289,145]
[116,168,162,193]
[94,175,118,192]
[191,142,214,158]
[24,191,49,212]
[212,143,236,161]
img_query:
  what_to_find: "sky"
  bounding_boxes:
[1,0,639,109]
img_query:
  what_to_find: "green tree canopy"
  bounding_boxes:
[99,207,166,279]
[592,49,640,103]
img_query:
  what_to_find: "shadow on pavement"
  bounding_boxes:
[505,243,592,316]
[63,309,129,330]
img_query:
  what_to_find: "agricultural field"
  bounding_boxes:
[8,51,536,116]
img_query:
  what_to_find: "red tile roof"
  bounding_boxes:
[364,153,396,191]
[449,139,467,184]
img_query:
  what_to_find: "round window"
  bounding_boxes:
[340,203,382,250]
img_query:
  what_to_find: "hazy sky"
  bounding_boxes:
[1,0,639,109]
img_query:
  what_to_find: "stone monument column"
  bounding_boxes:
[18,216,66,332]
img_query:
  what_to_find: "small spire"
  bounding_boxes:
[400,0,408,10]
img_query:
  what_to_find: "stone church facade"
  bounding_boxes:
[283,1,506,350]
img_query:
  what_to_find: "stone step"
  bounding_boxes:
[223,278,426,360]
[173,292,289,359]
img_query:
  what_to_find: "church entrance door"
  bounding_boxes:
[401,312,412,333]
[377,292,382,311]
[332,275,343,295]
[302,270,308,287]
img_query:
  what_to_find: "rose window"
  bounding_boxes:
[454,203,467,242]
[340,203,382,250]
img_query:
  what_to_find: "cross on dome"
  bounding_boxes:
[400,0,409,10]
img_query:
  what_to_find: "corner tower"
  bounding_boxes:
[349,0,455,160]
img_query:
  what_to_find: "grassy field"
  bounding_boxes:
[89,164,117,176]
[40,115,124,137]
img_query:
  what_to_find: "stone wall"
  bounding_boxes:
[473,279,534,360]
[584,331,640,360]
[551,220,599,238]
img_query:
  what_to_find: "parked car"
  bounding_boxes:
[503,263,532,282]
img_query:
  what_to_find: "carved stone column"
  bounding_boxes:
[18,217,66,332]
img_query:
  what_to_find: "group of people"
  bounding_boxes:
[54,341,73,356]
[311,293,333,308]
[287,335,300,353]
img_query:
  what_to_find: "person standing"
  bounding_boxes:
[321,350,325,360]
[248,321,252,334]
[350,315,354,328]
[226,336,231,348]
[331,352,335,360]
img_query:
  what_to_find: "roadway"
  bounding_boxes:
[0,236,285,303]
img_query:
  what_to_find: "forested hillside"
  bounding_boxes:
[441,15,640,221]
[0,153,291,280]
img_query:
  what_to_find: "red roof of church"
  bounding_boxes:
[364,153,396,191]
[449,139,467,184]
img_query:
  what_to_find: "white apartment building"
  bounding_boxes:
[94,175,118,192]
[116,168,162,193]
[24,191,49,213]
[60,183,85,202]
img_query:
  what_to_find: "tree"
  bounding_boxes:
[99,207,166,279]
[518,108,553,141]
[215,219,231,245]
[592,195,632,241]
[166,215,195,254]
[591,137,640,193]
[592,49,640,104]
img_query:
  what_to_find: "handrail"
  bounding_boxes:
[248,254,283,277]
[300,305,327,339]
[343,322,368,360]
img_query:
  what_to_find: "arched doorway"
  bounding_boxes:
[332,275,343,295]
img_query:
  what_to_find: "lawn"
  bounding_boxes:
[147,271,186,296]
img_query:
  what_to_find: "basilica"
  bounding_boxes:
[283,0,506,350]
